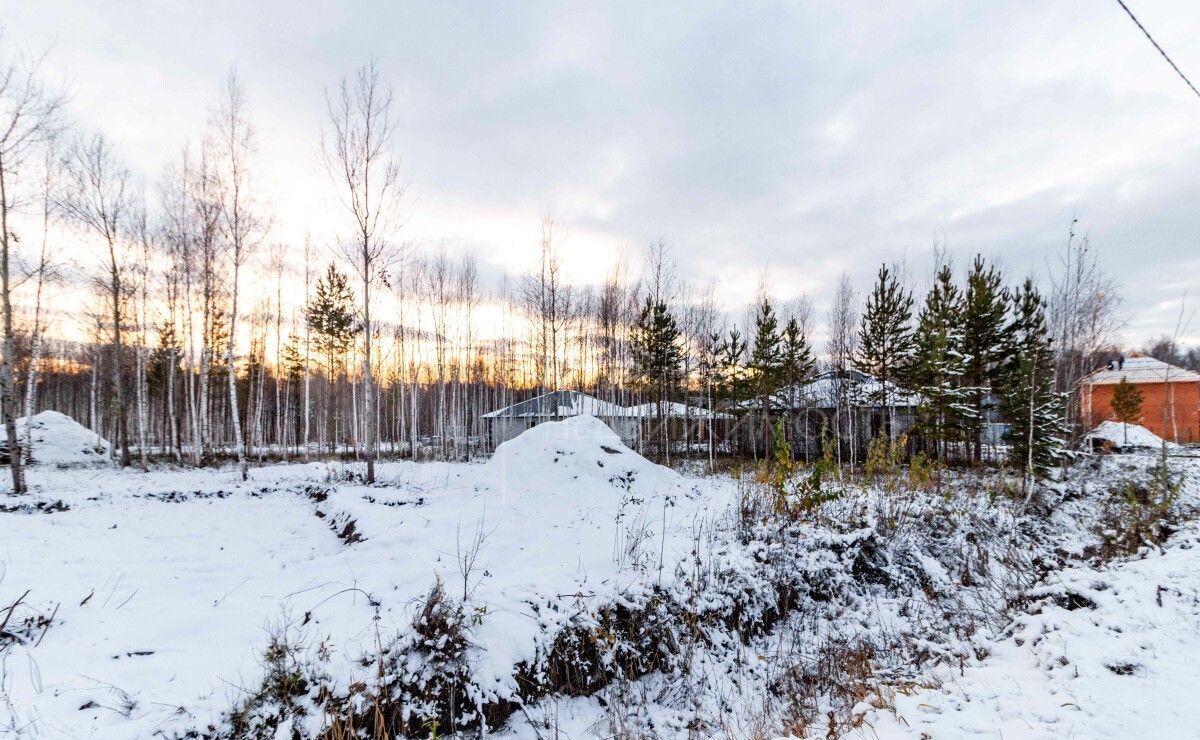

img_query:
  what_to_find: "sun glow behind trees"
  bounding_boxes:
[0,33,1152,481]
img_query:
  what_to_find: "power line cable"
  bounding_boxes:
[1113,0,1200,101]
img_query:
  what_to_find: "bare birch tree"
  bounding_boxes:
[0,42,63,492]
[131,196,153,471]
[302,235,313,459]
[60,134,133,468]
[214,70,266,481]
[826,273,859,473]
[191,141,225,463]
[22,130,63,465]
[1048,222,1123,438]
[322,60,405,484]
[518,216,574,393]
[160,147,196,463]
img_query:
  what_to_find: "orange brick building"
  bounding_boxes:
[1081,354,1200,444]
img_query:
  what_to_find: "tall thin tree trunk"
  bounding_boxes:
[134,234,149,472]
[168,342,181,463]
[108,251,131,467]
[89,346,100,449]
[186,328,200,465]
[227,261,247,480]
[22,167,53,465]
[275,280,284,460]
[135,341,148,471]
[22,284,44,466]
[363,272,375,481]
[303,353,311,460]
[0,164,26,493]
[253,332,267,463]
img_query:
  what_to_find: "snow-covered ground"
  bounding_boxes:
[0,416,729,738]
[2,415,1198,739]
[866,521,1200,739]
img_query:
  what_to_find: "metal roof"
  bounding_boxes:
[750,370,923,411]
[1083,354,1200,386]
[482,390,635,419]
[624,401,735,420]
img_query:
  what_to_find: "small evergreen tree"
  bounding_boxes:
[999,279,1067,493]
[712,328,748,404]
[1110,376,1144,446]
[305,263,358,451]
[280,333,307,384]
[780,317,815,390]
[908,265,973,460]
[854,264,914,439]
[630,294,684,458]
[305,263,358,379]
[747,298,785,456]
[148,318,182,398]
[780,316,815,458]
[278,332,307,453]
[962,254,1009,462]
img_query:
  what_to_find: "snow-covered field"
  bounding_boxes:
[2,413,1198,739]
[866,520,1200,738]
[0,416,730,738]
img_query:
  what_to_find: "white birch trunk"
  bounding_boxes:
[0,163,25,493]
[135,343,148,471]
[228,276,246,479]
[22,304,42,464]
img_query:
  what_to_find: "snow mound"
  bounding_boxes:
[1084,420,1176,450]
[18,410,110,465]
[487,414,683,499]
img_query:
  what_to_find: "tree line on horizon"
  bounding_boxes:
[1,41,1190,495]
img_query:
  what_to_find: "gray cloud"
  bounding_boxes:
[7,0,1199,344]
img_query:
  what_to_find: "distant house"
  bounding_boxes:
[481,392,735,453]
[624,401,734,421]
[742,369,923,458]
[482,390,639,448]
[1081,353,1200,444]
[769,370,923,414]
[624,401,735,452]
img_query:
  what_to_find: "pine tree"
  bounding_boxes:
[281,333,307,383]
[630,295,684,458]
[780,316,815,394]
[908,265,973,460]
[305,263,358,377]
[712,328,748,404]
[854,264,914,439]
[999,279,1067,492]
[278,332,307,454]
[780,315,815,459]
[747,298,785,455]
[305,263,358,452]
[148,319,182,457]
[1110,376,1144,446]
[962,255,1009,462]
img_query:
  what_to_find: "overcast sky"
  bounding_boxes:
[7,1,1200,345]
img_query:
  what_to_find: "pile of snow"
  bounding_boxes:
[1084,420,1175,450]
[18,410,109,465]
[0,415,716,737]
[488,414,685,499]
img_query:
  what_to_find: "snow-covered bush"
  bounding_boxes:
[213,450,1194,739]
[1092,448,1188,560]
[226,620,327,739]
